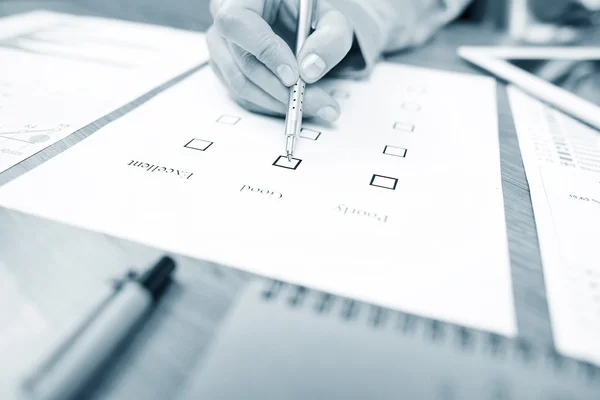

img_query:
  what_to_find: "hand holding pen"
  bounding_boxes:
[206,0,353,121]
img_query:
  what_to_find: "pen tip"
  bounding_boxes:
[287,153,292,162]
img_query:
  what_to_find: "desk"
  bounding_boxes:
[0,1,552,399]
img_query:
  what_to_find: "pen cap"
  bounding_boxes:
[139,256,176,300]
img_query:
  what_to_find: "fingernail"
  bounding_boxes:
[301,54,326,80]
[277,64,296,86]
[317,106,339,122]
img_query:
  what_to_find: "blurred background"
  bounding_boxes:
[0,0,597,101]
[1,0,597,44]
[465,0,600,43]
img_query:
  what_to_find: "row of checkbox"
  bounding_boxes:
[184,138,401,190]
[328,89,423,109]
[185,114,412,191]
[369,123,408,189]
[215,114,411,158]
[369,118,416,189]
[270,154,398,190]
[217,112,415,133]
[185,138,407,159]
[370,121,414,189]
[215,114,323,140]
[273,154,399,190]
[217,113,417,131]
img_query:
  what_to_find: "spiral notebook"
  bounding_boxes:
[179,280,600,400]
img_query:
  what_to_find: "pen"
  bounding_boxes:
[20,256,176,400]
[284,0,318,161]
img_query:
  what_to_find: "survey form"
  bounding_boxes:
[541,167,600,358]
[0,11,208,174]
[0,64,516,336]
[509,86,600,364]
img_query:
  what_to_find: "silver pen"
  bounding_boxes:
[20,257,175,400]
[284,0,318,161]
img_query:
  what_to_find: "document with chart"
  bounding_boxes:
[0,10,208,173]
[0,64,516,336]
[509,87,600,364]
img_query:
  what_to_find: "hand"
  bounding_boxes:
[207,0,354,121]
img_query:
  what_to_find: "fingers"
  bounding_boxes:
[228,42,289,104]
[208,26,340,121]
[207,27,286,115]
[297,9,354,84]
[302,86,341,121]
[213,2,299,86]
[236,98,285,118]
[226,41,341,120]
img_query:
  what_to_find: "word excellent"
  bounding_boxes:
[127,160,193,180]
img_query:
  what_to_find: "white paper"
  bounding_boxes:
[0,64,516,335]
[0,11,208,173]
[543,168,600,356]
[509,86,600,364]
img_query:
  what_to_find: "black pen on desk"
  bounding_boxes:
[20,256,176,400]
[284,0,318,161]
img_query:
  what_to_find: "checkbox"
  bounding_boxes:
[217,115,241,125]
[273,155,302,170]
[329,89,350,100]
[184,138,213,151]
[383,145,407,158]
[300,128,321,141]
[370,174,398,190]
[406,85,427,94]
[401,102,421,112]
[393,122,414,132]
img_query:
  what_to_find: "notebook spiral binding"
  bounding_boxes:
[259,279,600,387]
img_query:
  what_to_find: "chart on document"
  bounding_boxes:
[0,122,69,155]
[0,10,207,173]
[511,90,600,173]
[0,64,516,336]
[509,87,600,365]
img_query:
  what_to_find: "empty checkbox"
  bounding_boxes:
[217,115,241,125]
[406,85,427,94]
[184,138,213,151]
[401,102,421,112]
[370,174,398,190]
[393,122,414,132]
[273,155,302,170]
[300,128,321,141]
[329,89,350,100]
[383,145,407,158]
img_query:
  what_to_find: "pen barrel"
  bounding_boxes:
[21,284,152,400]
[284,116,301,138]
[285,80,305,129]
[295,0,315,53]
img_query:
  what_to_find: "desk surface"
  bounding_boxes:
[0,1,553,399]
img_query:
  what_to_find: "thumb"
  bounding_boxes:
[297,9,354,83]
